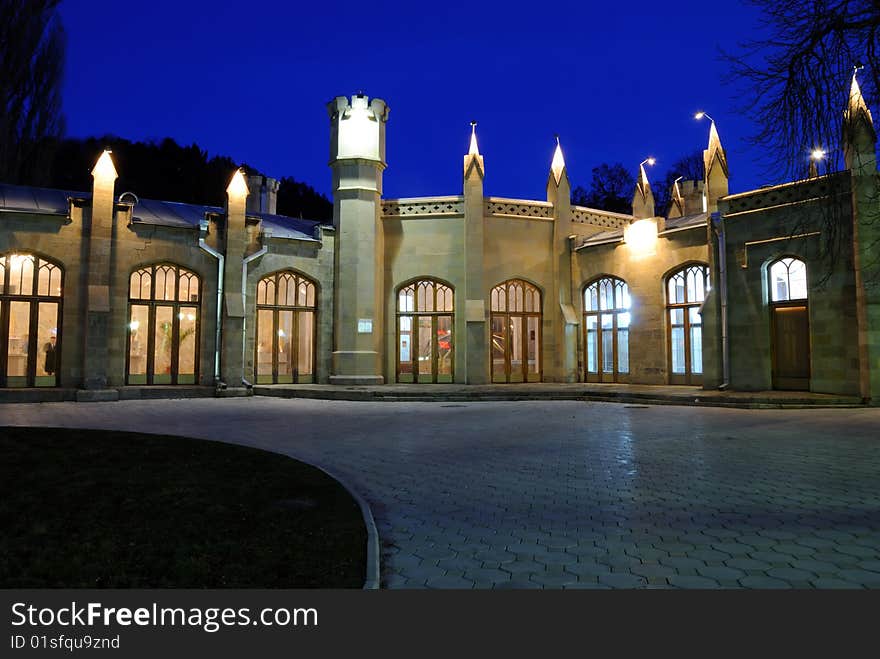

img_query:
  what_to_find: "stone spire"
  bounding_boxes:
[464,121,485,179]
[632,161,655,219]
[550,136,567,186]
[844,70,877,171]
[667,177,685,219]
[703,121,729,212]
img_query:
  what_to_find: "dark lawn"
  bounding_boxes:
[0,427,366,588]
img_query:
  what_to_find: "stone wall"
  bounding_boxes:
[574,226,710,384]
[719,174,861,395]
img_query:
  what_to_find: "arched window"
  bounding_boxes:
[127,264,200,385]
[396,278,453,383]
[255,271,317,384]
[0,253,63,387]
[490,279,542,383]
[583,276,630,383]
[667,264,709,385]
[768,257,810,390]
[769,257,808,302]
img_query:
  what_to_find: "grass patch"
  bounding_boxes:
[0,427,366,588]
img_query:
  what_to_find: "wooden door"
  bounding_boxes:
[772,304,810,390]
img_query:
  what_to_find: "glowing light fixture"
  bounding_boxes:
[624,218,658,253]
[468,121,480,156]
[550,135,566,184]
[810,149,826,161]
[694,111,715,123]
[339,94,380,160]
[226,169,249,198]
[92,150,118,181]
[640,157,656,168]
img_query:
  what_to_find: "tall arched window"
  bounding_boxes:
[583,276,630,383]
[0,253,63,387]
[768,257,810,390]
[396,278,453,383]
[127,264,200,385]
[255,271,317,384]
[667,264,709,385]
[490,279,542,383]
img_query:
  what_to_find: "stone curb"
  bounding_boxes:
[303,461,381,590]
[254,387,867,410]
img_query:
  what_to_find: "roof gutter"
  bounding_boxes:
[711,212,730,390]
[240,239,268,388]
[198,220,224,387]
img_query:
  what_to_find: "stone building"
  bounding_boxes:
[0,76,877,402]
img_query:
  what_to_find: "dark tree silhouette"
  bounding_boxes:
[276,177,332,221]
[725,0,879,179]
[725,1,880,282]
[0,0,66,185]
[572,163,636,214]
[44,136,332,220]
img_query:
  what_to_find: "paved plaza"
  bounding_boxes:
[2,398,880,588]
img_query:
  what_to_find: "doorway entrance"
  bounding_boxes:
[769,257,810,390]
[490,279,542,383]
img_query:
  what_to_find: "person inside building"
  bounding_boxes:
[43,329,57,376]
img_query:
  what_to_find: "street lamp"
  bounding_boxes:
[809,148,826,178]
[639,157,656,168]
[694,111,715,123]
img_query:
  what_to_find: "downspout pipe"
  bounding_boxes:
[241,239,268,388]
[198,218,225,387]
[711,211,730,389]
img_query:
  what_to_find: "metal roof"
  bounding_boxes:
[257,213,324,242]
[0,183,331,241]
[577,228,625,248]
[0,184,86,216]
[129,198,222,229]
[662,212,708,232]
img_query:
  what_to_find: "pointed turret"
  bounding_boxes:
[547,136,570,204]
[550,136,567,186]
[632,160,655,219]
[703,121,729,212]
[667,177,684,219]
[463,121,485,180]
[844,71,877,172]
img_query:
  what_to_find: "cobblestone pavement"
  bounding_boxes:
[2,398,880,589]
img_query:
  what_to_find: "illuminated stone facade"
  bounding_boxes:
[0,78,877,401]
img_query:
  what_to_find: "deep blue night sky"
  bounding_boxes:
[59,1,785,202]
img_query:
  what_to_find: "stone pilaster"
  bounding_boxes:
[219,169,249,391]
[845,73,880,403]
[80,151,117,396]
[463,123,488,384]
[547,139,578,382]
